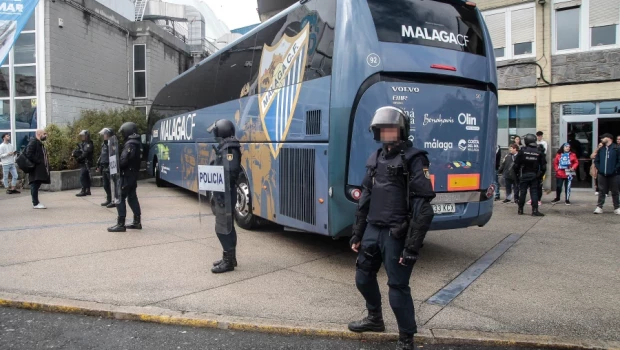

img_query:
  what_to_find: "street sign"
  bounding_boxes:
[198,165,225,192]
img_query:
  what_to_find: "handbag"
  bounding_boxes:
[16,152,35,172]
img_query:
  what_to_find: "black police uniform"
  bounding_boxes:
[98,138,112,205]
[514,139,546,215]
[208,119,242,274]
[108,123,142,232]
[75,135,94,196]
[350,143,435,337]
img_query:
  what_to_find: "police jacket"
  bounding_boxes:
[76,140,94,165]
[119,135,141,188]
[214,137,241,189]
[352,142,436,254]
[514,145,546,177]
[98,140,110,168]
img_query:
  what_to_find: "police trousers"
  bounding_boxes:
[215,188,237,252]
[102,169,111,201]
[117,184,141,218]
[355,223,416,335]
[80,164,91,189]
[518,173,540,209]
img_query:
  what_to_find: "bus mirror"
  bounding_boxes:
[141,134,147,144]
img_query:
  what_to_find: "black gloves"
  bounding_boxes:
[349,235,361,248]
[400,248,418,266]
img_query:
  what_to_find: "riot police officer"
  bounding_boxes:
[108,122,142,232]
[207,119,241,274]
[74,130,94,197]
[514,133,546,216]
[348,106,435,350]
[97,127,116,208]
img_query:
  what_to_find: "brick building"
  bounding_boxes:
[479,0,620,191]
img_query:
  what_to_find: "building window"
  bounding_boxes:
[562,102,596,115]
[497,105,536,146]
[133,44,146,98]
[599,101,620,114]
[135,106,147,116]
[0,11,39,144]
[553,0,619,53]
[483,4,535,60]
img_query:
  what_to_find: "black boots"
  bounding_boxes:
[101,199,111,206]
[126,216,142,229]
[106,202,117,208]
[76,188,92,197]
[518,207,524,215]
[532,208,545,217]
[347,310,386,333]
[107,217,126,232]
[211,250,236,274]
[396,333,414,350]
[212,252,238,267]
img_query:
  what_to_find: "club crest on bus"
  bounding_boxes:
[258,24,310,158]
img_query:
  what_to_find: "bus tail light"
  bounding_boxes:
[485,184,496,199]
[350,188,362,201]
[431,64,457,71]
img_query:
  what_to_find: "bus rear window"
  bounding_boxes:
[367,0,485,56]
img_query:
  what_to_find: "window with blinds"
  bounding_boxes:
[589,0,618,46]
[511,7,535,55]
[485,12,506,58]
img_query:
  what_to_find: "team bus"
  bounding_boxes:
[146,0,498,237]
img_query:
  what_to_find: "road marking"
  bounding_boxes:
[426,233,522,307]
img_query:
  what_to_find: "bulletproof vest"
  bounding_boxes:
[215,137,241,187]
[100,141,109,165]
[519,146,541,174]
[124,138,142,173]
[366,146,417,227]
[80,140,94,162]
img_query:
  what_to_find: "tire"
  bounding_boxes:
[154,158,166,188]
[234,174,260,230]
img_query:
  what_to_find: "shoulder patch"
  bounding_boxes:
[227,153,233,161]
[423,167,430,179]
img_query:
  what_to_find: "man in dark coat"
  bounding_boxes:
[24,130,50,209]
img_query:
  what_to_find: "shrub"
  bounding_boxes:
[43,108,147,171]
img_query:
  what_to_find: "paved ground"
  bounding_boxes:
[0,180,618,348]
[0,307,552,350]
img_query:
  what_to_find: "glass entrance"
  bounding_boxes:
[566,122,593,188]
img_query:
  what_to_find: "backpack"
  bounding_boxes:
[16,152,35,172]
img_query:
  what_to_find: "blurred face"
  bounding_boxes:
[40,132,48,141]
[603,137,612,145]
[103,133,110,141]
[563,145,570,153]
[537,134,542,141]
[380,127,399,143]
[514,136,521,144]
[616,136,620,144]
[3,135,9,142]
[510,147,518,154]
[80,134,87,141]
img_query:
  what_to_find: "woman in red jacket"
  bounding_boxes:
[552,143,579,205]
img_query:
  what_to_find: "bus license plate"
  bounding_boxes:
[432,203,456,214]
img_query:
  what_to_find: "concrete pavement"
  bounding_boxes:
[0,180,618,349]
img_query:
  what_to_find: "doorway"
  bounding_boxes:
[566,122,593,188]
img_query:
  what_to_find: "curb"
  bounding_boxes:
[0,293,618,350]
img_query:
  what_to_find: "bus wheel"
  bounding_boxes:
[154,159,166,188]
[235,175,259,229]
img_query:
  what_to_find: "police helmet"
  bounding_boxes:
[78,130,90,139]
[119,122,138,139]
[524,133,537,147]
[369,106,410,142]
[99,127,114,137]
[207,119,235,139]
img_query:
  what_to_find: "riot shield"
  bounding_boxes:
[197,140,233,235]
[108,135,121,204]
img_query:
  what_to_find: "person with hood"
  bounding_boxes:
[108,122,143,232]
[498,143,519,203]
[73,130,94,197]
[551,143,579,205]
[594,133,620,214]
[514,133,546,216]
[24,130,50,209]
[207,119,242,274]
[97,127,116,208]
[347,106,435,350]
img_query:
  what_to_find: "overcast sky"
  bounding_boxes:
[203,0,260,30]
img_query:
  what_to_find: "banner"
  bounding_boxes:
[0,0,39,66]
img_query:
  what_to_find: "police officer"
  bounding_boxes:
[514,133,546,216]
[108,122,142,232]
[74,130,94,197]
[348,106,435,350]
[207,119,241,274]
[97,127,116,208]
